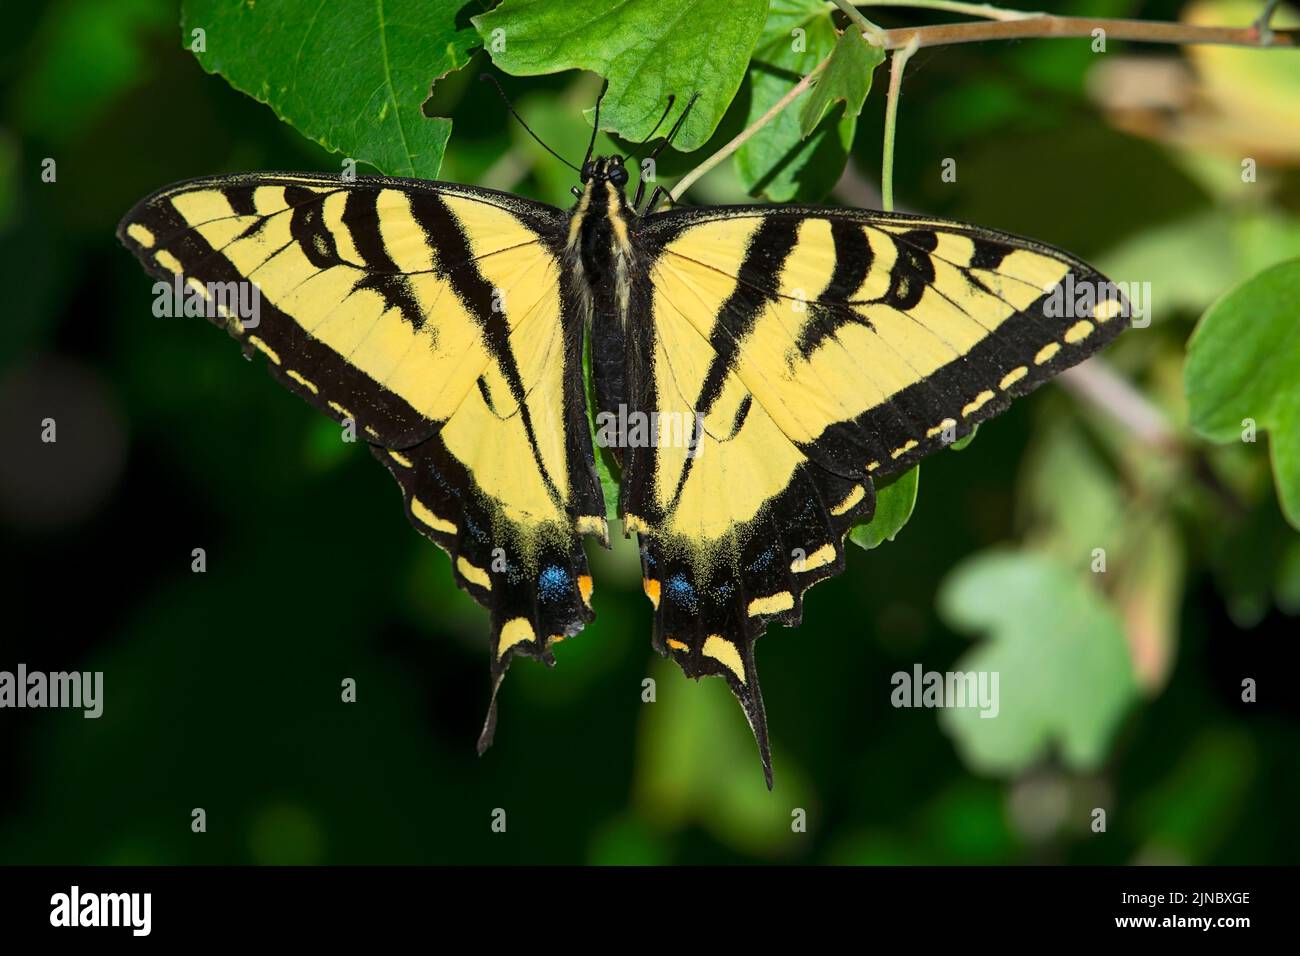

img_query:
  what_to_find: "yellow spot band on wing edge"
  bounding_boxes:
[247,335,281,365]
[286,369,319,394]
[154,250,183,273]
[1035,342,1060,365]
[497,618,534,658]
[703,635,746,683]
[1065,320,1094,344]
[831,485,865,516]
[127,223,155,248]
[891,439,918,460]
[999,366,1028,390]
[1094,297,1125,322]
[962,390,995,418]
[457,557,492,591]
[410,498,456,536]
[927,418,957,439]
[748,592,794,618]
[793,543,836,574]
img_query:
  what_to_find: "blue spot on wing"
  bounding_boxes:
[746,544,779,573]
[665,573,698,613]
[538,564,571,603]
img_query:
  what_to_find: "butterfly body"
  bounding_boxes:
[570,156,639,436]
[118,162,1128,786]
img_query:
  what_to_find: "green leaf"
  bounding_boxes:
[937,550,1138,775]
[797,27,883,139]
[472,0,769,152]
[950,423,978,451]
[735,0,852,201]
[848,467,918,551]
[1185,258,1300,529]
[181,0,477,178]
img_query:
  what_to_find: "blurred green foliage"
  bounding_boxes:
[0,0,1297,866]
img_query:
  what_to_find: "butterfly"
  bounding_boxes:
[117,86,1127,786]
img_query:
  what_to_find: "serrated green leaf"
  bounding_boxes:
[472,0,768,152]
[735,0,852,201]
[848,467,918,551]
[797,27,882,139]
[1185,258,1300,529]
[181,0,477,178]
[937,550,1138,775]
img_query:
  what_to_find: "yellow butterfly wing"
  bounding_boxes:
[624,206,1128,784]
[118,173,607,747]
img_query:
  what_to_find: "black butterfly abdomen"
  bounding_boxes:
[574,194,633,450]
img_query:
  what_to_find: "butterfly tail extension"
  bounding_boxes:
[640,536,774,788]
[638,463,875,788]
[371,434,596,755]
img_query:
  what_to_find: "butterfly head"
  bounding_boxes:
[580,155,629,190]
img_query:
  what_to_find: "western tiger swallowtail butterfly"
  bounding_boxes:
[118,86,1126,786]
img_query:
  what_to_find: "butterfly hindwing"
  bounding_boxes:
[626,205,1128,782]
[117,173,607,742]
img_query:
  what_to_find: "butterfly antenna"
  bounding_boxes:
[646,92,700,163]
[582,78,610,169]
[624,95,676,164]
[480,73,581,173]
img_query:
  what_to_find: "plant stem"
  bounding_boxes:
[1254,0,1281,43]
[668,55,831,204]
[671,11,1294,207]
[878,15,1297,50]
[855,1,1038,21]
[1059,361,1178,450]
[880,35,919,212]
[830,0,886,44]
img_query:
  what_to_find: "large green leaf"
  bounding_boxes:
[797,25,882,138]
[1185,258,1300,529]
[472,0,768,152]
[735,0,854,201]
[181,0,477,178]
[936,550,1138,775]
